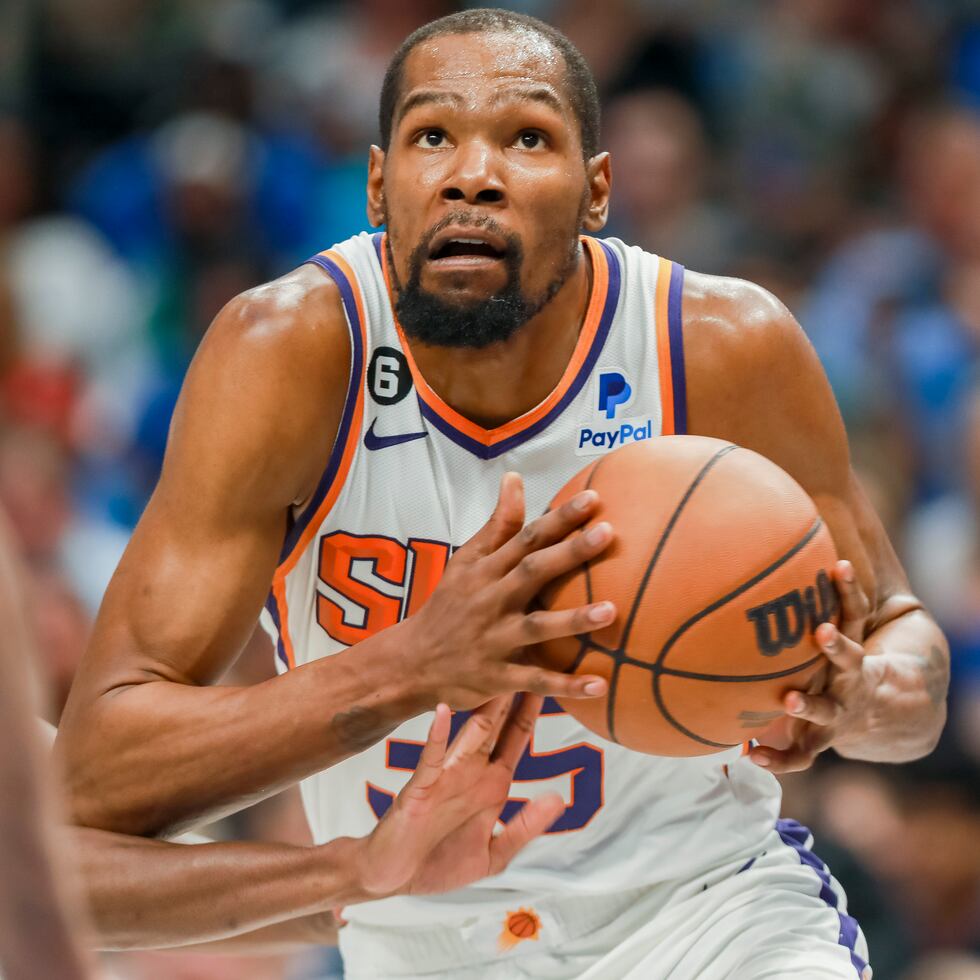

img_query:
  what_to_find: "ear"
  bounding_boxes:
[582,152,611,232]
[366,145,386,228]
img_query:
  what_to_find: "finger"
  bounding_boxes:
[783,690,840,727]
[491,693,544,770]
[511,601,617,646]
[831,560,871,642]
[816,622,864,673]
[488,793,565,875]
[504,663,607,699]
[447,696,512,764]
[502,521,615,605]
[482,490,602,578]
[459,473,525,562]
[750,726,833,774]
[408,703,452,791]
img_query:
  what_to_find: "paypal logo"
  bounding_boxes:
[598,371,632,419]
[576,369,649,456]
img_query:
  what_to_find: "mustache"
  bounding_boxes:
[413,211,521,260]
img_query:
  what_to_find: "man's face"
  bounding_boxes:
[369,31,608,348]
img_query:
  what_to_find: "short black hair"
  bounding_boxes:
[378,9,600,160]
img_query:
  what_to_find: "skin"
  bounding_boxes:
[59,24,947,920]
[0,515,94,980]
[73,696,563,950]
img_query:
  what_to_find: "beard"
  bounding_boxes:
[387,211,582,350]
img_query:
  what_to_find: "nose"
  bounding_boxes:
[440,139,505,206]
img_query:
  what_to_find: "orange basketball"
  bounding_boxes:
[538,436,838,756]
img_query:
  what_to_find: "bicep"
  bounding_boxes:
[85,482,285,692]
[64,286,341,699]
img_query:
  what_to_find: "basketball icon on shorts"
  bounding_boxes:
[498,907,542,951]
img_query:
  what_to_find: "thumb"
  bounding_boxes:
[462,472,525,560]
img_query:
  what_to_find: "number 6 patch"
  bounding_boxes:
[368,346,412,406]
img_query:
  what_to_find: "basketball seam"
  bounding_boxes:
[650,516,826,748]
[606,443,737,741]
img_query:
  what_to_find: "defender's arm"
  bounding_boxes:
[0,517,95,980]
[684,272,948,768]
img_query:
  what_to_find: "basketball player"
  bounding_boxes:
[58,10,950,978]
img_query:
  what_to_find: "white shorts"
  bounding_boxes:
[338,820,871,980]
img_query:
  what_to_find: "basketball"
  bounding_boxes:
[538,436,839,756]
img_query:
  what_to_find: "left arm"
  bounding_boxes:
[683,271,948,770]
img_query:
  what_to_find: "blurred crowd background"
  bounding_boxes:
[1,0,979,978]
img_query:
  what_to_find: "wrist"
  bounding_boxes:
[311,620,432,757]
[311,836,374,909]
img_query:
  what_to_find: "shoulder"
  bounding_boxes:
[168,264,353,508]
[679,268,849,478]
[199,263,349,378]
[680,268,810,379]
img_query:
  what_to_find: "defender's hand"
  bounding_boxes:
[404,472,615,709]
[356,695,562,899]
[751,560,884,773]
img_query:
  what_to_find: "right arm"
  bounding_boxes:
[58,269,614,836]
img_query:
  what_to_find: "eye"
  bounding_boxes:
[415,129,449,148]
[515,130,546,150]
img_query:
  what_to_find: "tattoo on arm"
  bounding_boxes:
[914,645,949,708]
[329,706,391,754]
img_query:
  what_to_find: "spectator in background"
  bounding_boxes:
[604,88,742,274]
[803,105,980,498]
[815,734,980,975]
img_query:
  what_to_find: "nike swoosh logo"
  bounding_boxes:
[363,418,429,451]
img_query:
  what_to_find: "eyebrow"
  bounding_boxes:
[490,85,564,115]
[396,84,565,127]
[396,90,463,125]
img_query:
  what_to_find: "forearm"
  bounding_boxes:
[0,751,94,980]
[839,607,949,763]
[74,829,362,950]
[59,622,426,835]
[0,526,94,980]
[171,911,337,954]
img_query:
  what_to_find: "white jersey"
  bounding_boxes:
[260,231,782,927]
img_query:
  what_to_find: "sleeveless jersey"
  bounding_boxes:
[260,231,782,927]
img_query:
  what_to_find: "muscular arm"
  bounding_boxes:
[0,519,94,980]
[684,272,948,762]
[57,268,426,835]
[58,265,609,836]
[72,828,349,950]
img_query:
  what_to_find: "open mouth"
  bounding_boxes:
[427,231,508,264]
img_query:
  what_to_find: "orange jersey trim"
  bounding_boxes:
[381,234,611,448]
[273,249,368,668]
[654,256,676,436]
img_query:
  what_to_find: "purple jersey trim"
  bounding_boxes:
[776,818,868,976]
[275,253,366,564]
[411,240,622,461]
[667,262,687,435]
[265,593,289,669]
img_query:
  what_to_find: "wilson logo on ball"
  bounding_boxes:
[745,570,839,657]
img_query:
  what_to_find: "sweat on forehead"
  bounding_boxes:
[378,11,600,159]
[397,34,569,116]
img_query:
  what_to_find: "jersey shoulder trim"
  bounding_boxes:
[265,248,368,669]
[654,257,687,435]
[378,234,622,460]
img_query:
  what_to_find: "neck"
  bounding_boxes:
[402,244,594,429]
